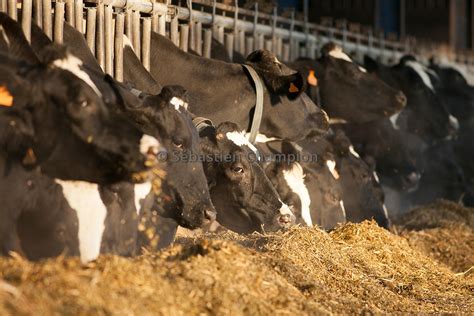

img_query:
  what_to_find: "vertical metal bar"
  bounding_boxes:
[282,43,290,62]
[158,14,166,36]
[225,33,233,61]
[179,24,189,52]
[33,0,42,28]
[276,37,282,59]
[86,8,96,56]
[245,36,253,56]
[65,0,74,26]
[187,0,194,52]
[170,15,179,46]
[21,0,33,42]
[125,9,132,45]
[238,29,245,55]
[203,28,212,58]
[7,0,16,20]
[252,2,258,46]
[194,21,202,55]
[115,13,124,81]
[0,0,6,13]
[53,1,65,44]
[96,3,105,70]
[74,0,83,33]
[104,5,113,76]
[42,0,52,38]
[257,33,264,50]
[264,39,272,52]
[132,10,141,59]
[142,17,151,71]
[216,25,224,44]
[151,13,158,33]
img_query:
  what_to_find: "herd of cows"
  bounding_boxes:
[0,11,473,263]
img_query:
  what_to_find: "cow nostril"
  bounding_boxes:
[279,214,292,225]
[204,209,217,222]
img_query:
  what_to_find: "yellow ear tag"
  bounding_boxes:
[0,86,13,107]
[307,70,318,87]
[289,83,299,93]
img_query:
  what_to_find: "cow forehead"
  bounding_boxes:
[328,46,367,72]
[52,54,102,97]
[169,96,188,112]
[405,61,435,91]
[225,131,259,156]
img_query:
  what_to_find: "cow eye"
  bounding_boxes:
[231,165,244,173]
[173,141,183,149]
[80,100,89,108]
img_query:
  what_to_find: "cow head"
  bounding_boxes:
[364,55,457,143]
[329,129,390,228]
[295,43,406,124]
[245,49,329,140]
[200,122,295,234]
[123,86,216,229]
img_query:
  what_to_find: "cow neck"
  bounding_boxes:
[149,33,256,127]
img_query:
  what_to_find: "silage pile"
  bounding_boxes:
[0,201,473,315]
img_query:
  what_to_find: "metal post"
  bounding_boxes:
[152,13,158,33]
[132,10,141,59]
[225,33,233,61]
[158,14,166,36]
[180,24,189,52]
[115,12,124,81]
[264,39,272,52]
[170,15,179,46]
[33,0,42,28]
[65,0,74,26]
[86,8,96,55]
[194,21,202,55]
[187,0,194,53]
[104,4,113,75]
[245,36,253,56]
[42,0,52,38]
[7,0,16,20]
[0,0,6,13]
[238,29,245,55]
[21,0,32,42]
[53,1,65,44]
[282,43,290,62]
[96,3,105,70]
[252,2,258,46]
[203,28,212,58]
[142,17,151,70]
[74,0,83,33]
[125,9,132,45]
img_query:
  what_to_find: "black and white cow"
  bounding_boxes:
[145,32,329,141]
[289,43,407,124]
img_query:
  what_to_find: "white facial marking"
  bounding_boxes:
[56,180,106,263]
[328,46,353,63]
[348,145,360,158]
[169,97,188,112]
[382,204,389,219]
[279,202,294,217]
[134,182,152,214]
[140,135,160,156]
[326,160,339,180]
[328,118,348,125]
[390,112,400,130]
[405,61,435,91]
[358,66,368,73]
[52,54,102,97]
[273,56,282,65]
[282,163,312,227]
[373,171,380,183]
[449,114,459,131]
[226,131,259,157]
[339,200,347,220]
[246,132,280,143]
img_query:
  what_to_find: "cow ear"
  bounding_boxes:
[214,121,241,142]
[364,55,379,72]
[268,72,305,100]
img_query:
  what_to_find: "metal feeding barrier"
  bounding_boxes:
[1,0,474,81]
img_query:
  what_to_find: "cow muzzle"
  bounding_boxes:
[274,203,296,229]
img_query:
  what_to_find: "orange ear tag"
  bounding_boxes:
[289,83,299,93]
[0,86,13,107]
[307,70,318,87]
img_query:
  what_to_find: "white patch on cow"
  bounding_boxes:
[140,134,160,156]
[405,61,435,91]
[328,46,353,63]
[328,117,348,125]
[169,97,188,112]
[123,35,134,51]
[245,132,280,143]
[389,112,400,130]
[226,131,259,157]
[134,182,152,214]
[358,66,368,73]
[282,163,312,227]
[382,204,389,219]
[449,114,460,131]
[52,54,102,97]
[348,145,360,158]
[279,202,294,217]
[273,56,282,65]
[326,160,339,180]
[373,171,380,183]
[56,180,106,263]
[339,200,347,220]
